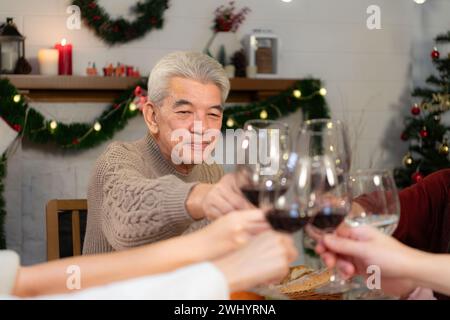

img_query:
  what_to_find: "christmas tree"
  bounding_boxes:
[395,30,450,188]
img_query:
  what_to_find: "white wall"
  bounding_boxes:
[1,0,450,264]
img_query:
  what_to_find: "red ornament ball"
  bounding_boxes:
[401,132,408,141]
[12,124,22,132]
[134,86,143,97]
[411,105,421,116]
[88,2,97,9]
[411,172,424,184]
[420,129,428,138]
[72,138,80,145]
[431,48,440,60]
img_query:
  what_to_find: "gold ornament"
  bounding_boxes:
[402,153,414,167]
[13,94,21,103]
[439,140,449,156]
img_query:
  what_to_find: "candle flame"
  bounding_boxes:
[61,38,67,46]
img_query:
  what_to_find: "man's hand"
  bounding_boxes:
[186,173,253,220]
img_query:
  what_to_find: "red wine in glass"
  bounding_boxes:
[266,209,310,233]
[311,207,347,232]
[241,186,288,207]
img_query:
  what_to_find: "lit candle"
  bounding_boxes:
[54,38,73,75]
[38,49,59,75]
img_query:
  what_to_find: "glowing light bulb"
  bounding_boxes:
[129,103,137,111]
[260,110,268,119]
[293,89,302,99]
[94,121,102,132]
[50,121,58,130]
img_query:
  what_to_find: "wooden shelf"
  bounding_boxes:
[2,75,298,103]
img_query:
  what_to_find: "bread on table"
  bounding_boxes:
[276,266,342,300]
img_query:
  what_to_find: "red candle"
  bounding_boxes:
[55,38,72,75]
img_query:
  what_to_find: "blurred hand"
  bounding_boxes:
[315,224,418,297]
[193,209,270,260]
[213,231,298,292]
[187,173,253,220]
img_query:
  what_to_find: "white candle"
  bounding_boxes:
[38,49,59,75]
[246,65,257,78]
[1,51,13,71]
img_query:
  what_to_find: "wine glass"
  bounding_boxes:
[347,169,400,234]
[344,169,400,299]
[299,119,351,174]
[299,155,354,294]
[235,120,291,207]
[259,158,312,234]
[298,120,355,294]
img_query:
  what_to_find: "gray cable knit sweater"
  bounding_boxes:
[82,133,224,255]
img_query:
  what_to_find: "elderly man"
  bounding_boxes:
[83,51,251,254]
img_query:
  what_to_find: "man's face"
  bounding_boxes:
[149,77,224,164]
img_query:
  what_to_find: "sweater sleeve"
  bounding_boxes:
[393,169,450,253]
[37,262,230,300]
[0,250,20,295]
[98,144,198,250]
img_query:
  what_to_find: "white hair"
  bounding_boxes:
[147,51,230,106]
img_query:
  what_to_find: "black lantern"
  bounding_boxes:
[0,18,29,74]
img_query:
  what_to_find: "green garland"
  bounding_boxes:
[0,78,329,249]
[0,78,145,150]
[222,79,329,130]
[73,0,169,45]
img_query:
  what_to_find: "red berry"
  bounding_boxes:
[12,124,22,132]
[134,86,142,97]
[411,172,424,184]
